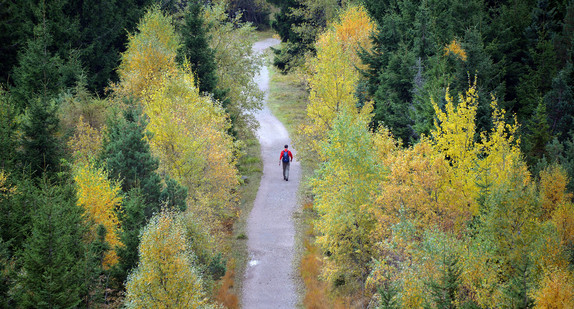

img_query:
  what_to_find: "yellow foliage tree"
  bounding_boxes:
[300,5,376,160]
[0,170,16,200]
[116,6,180,98]
[73,161,123,268]
[125,211,210,308]
[331,5,376,70]
[116,3,239,240]
[539,164,573,220]
[144,65,238,233]
[373,138,474,238]
[431,83,525,218]
[533,267,574,309]
[444,39,467,61]
[311,106,384,287]
[67,116,103,165]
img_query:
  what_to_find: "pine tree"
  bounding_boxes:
[11,0,81,112]
[20,96,61,177]
[545,63,574,141]
[177,2,233,132]
[16,177,86,308]
[0,0,34,85]
[102,105,161,210]
[424,255,461,309]
[160,176,187,211]
[71,0,153,94]
[377,282,399,309]
[522,102,551,168]
[114,189,147,284]
[0,89,18,171]
[178,2,218,95]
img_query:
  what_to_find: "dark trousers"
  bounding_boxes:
[282,161,290,180]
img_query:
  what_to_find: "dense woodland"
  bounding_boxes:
[270,0,574,308]
[1,0,574,308]
[0,0,265,307]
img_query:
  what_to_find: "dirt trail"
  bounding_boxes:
[241,38,300,308]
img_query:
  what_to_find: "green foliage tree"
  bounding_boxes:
[228,0,271,28]
[11,0,82,112]
[205,3,264,132]
[311,106,384,288]
[269,0,341,72]
[114,188,147,284]
[522,102,552,169]
[177,2,235,132]
[15,177,87,308]
[424,254,461,309]
[178,2,219,96]
[71,0,153,94]
[545,63,574,141]
[102,105,162,210]
[0,0,34,85]
[20,96,61,177]
[0,89,18,171]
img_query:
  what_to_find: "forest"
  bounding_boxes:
[0,0,268,307]
[271,0,574,308]
[1,0,573,308]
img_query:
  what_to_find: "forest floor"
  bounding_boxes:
[240,38,302,308]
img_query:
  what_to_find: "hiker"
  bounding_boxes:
[279,145,293,181]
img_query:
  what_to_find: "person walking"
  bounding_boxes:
[279,145,293,181]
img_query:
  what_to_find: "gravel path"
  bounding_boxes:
[241,38,301,308]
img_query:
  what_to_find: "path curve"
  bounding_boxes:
[242,38,301,308]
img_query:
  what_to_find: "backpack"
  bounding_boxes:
[282,150,290,162]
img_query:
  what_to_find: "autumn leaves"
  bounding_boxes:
[302,5,574,307]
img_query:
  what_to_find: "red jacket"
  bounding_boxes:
[280,149,293,161]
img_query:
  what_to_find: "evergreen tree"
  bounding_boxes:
[114,179,187,284]
[0,238,13,308]
[268,0,335,72]
[11,0,82,112]
[0,173,34,256]
[114,189,146,284]
[0,89,18,171]
[160,176,188,211]
[20,96,61,177]
[377,281,399,309]
[178,2,219,95]
[484,0,533,117]
[545,63,574,141]
[0,0,34,85]
[102,105,161,209]
[16,177,86,308]
[80,224,110,307]
[424,255,461,309]
[178,1,233,129]
[72,0,153,94]
[522,102,552,168]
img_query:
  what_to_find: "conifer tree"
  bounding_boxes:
[16,178,86,308]
[178,2,218,96]
[522,102,551,168]
[0,89,18,171]
[102,105,161,210]
[71,0,153,94]
[11,0,81,112]
[114,189,147,283]
[178,2,232,131]
[20,96,61,177]
[545,63,574,141]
